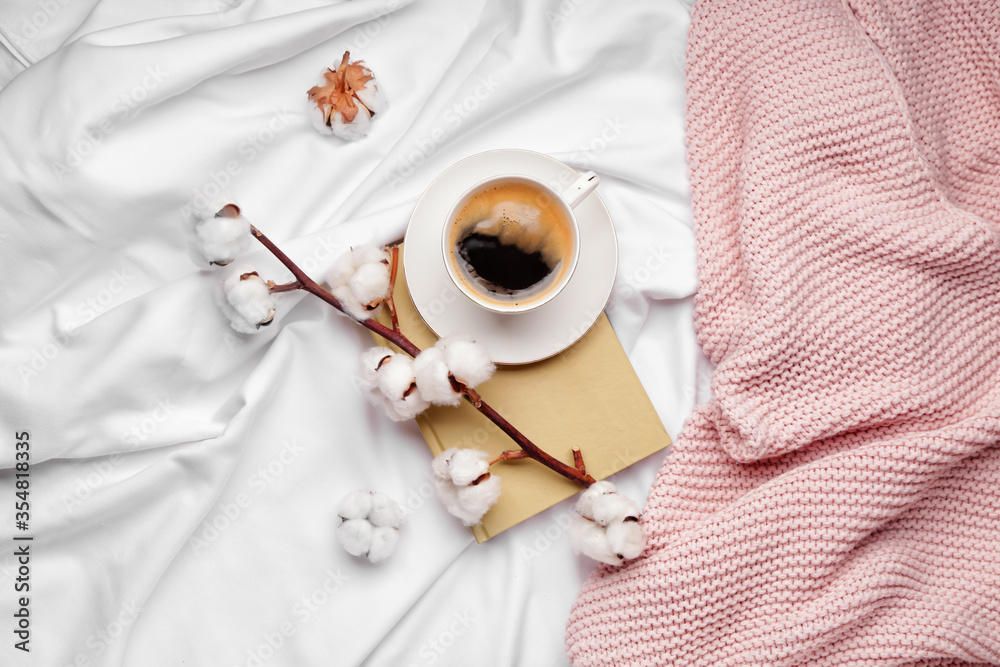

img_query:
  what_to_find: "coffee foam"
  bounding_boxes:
[447,181,576,306]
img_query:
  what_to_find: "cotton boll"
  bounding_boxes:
[569,516,621,566]
[606,518,644,560]
[219,300,257,335]
[432,474,499,527]
[431,474,460,516]
[337,490,374,521]
[309,102,334,136]
[431,447,458,480]
[358,349,396,417]
[576,480,641,525]
[373,355,428,421]
[184,196,239,228]
[376,355,417,402]
[354,72,385,116]
[570,482,644,565]
[431,447,489,487]
[329,245,391,319]
[359,348,391,405]
[359,347,393,390]
[222,271,275,334]
[368,492,402,529]
[330,106,372,141]
[349,261,390,308]
[590,493,641,527]
[413,347,462,406]
[352,244,389,267]
[332,284,370,320]
[335,490,403,563]
[358,349,428,421]
[327,250,358,290]
[367,526,399,563]
[385,387,429,422]
[224,273,274,325]
[195,214,250,266]
[439,337,494,388]
[413,338,494,406]
[431,448,501,526]
[587,480,618,495]
[329,245,386,288]
[451,474,502,526]
[337,519,373,559]
[308,53,385,140]
[444,448,490,486]
[574,480,618,520]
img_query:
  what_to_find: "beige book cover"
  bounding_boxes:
[374,247,672,542]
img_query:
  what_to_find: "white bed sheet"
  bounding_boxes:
[0,1,701,665]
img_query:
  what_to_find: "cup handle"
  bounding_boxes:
[561,171,600,209]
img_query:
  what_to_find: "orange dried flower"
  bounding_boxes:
[308,51,384,140]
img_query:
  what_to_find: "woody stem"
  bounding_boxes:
[572,446,587,475]
[386,245,401,333]
[490,450,529,466]
[268,280,302,294]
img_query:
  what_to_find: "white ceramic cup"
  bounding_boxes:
[442,170,599,314]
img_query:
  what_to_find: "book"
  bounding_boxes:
[374,246,672,542]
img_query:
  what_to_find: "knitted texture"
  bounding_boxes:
[566,1,1000,665]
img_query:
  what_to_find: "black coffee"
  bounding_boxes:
[447,180,574,307]
[458,232,553,292]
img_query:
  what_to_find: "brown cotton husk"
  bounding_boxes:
[307,51,376,124]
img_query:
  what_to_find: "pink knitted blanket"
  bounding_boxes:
[566,1,1000,664]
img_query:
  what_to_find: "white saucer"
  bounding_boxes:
[403,149,618,365]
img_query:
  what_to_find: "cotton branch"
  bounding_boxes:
[248,225,595,487]
[386,245,401,333]
[249,225,419,358]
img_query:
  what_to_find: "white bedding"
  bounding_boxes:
[0,1,701,665]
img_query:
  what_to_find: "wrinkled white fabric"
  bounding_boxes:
[0,0,698,665]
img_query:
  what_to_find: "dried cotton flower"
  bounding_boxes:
[308,51,385,141]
